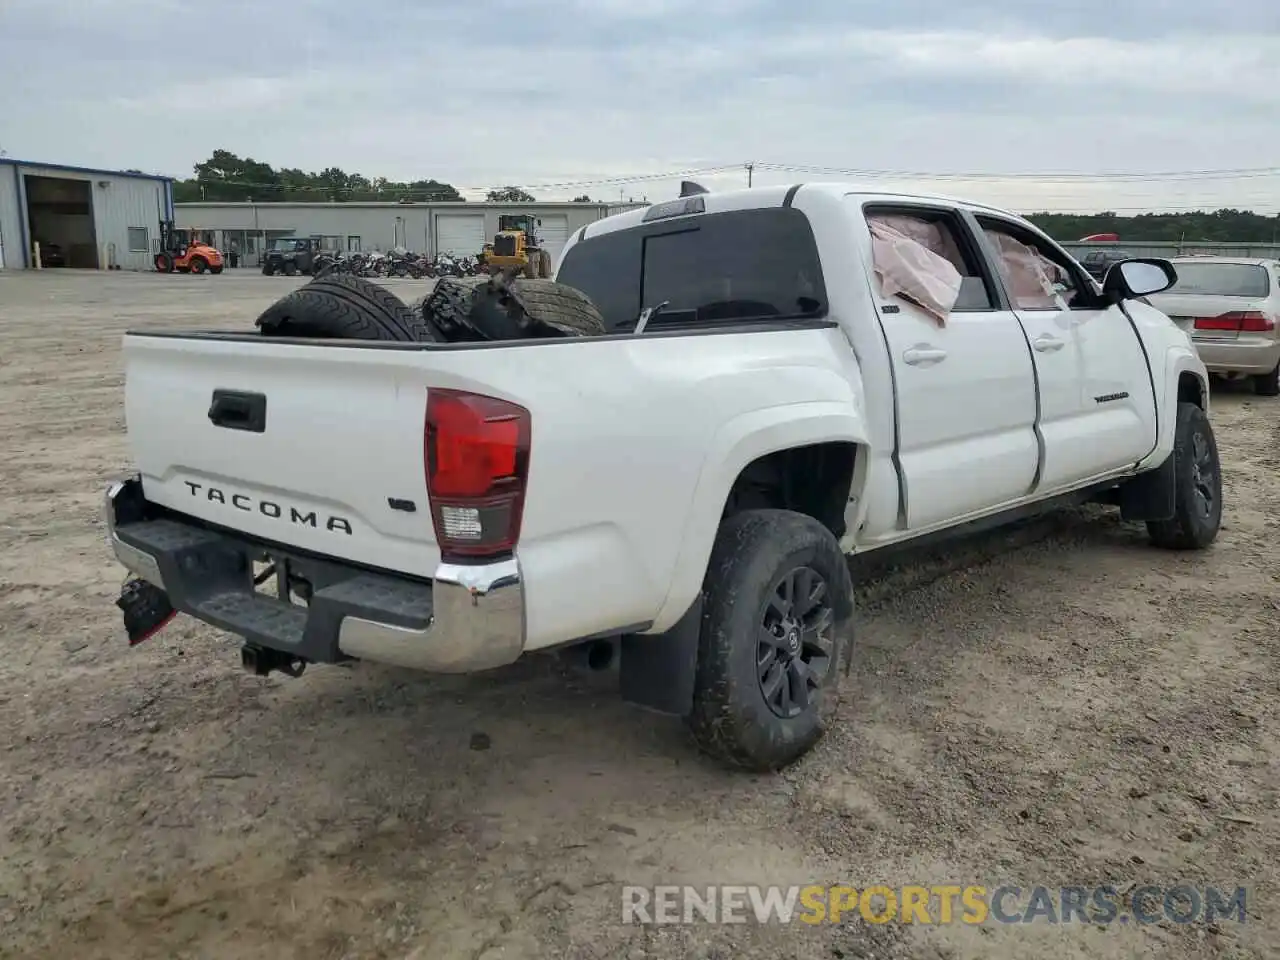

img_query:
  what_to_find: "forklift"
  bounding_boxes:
[480,214,552,278]
[154,220,225,274]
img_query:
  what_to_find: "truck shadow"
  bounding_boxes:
[238,500,1157,795]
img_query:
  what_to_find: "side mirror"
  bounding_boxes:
[1103,258,1177,300]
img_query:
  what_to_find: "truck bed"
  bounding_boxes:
[119,318,852,650]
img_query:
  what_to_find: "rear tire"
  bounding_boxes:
[210,265,224,275]
[685,509,853,772]
[1253,362,1280,396]
[1147,401,1222,550]
[256,273,434,342]
[189,257,208,274]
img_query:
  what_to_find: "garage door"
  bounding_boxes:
[537,215,569,267]
[434,214,486,256]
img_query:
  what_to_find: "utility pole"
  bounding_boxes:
[746,162,754,187]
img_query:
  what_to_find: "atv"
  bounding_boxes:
[262,237,327,276]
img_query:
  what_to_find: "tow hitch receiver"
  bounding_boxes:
[241,644,307,679]
[116,577,176,646]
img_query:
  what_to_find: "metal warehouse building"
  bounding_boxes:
[174,200,646,267]
[0,159,174,270]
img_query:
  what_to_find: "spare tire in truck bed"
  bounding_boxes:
[255,274,435,342]
[421,273,606,343]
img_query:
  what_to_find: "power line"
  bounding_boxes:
[175,160,1280,195]
[172,158,1280,214]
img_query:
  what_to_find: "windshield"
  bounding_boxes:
[1167,262,1270,298]
[556,208,828,331]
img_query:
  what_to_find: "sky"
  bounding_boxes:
[2,0,1279,212]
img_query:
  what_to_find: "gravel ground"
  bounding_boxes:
[0,269,1276,960]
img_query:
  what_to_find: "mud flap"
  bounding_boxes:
[117,577,177,646]
[1119,454,1176,522]
[619,595,703,717]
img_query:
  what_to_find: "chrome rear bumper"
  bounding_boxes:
[104,477,526,673]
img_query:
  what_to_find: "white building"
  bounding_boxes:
[0,158,174,270]
[174,200,647,267]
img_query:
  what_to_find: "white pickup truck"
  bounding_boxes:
[105,183,1221,771]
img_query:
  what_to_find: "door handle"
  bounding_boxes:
[1032,335,1065,353]
[902,346,947,366]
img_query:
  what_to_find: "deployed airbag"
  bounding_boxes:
[867,215,963,324]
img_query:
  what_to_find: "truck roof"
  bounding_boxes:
[579,181,1037,242]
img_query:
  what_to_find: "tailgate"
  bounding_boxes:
[123,334,441,576]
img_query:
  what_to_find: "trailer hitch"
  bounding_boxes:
[241,644,307,679]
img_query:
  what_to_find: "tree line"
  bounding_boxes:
[170,149,596,204]
[1026,209,1280,244]
[170,151,1278,241]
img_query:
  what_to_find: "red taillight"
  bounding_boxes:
[1194,311,1275,333]
[425,389,530,560]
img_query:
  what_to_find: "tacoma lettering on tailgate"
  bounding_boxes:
[182,482,354,534]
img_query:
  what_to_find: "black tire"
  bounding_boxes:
[262,262,274,276]
[422,275,607,343]
[505,279,606,336]
[189,257,207,274]
[1147,401,1222,550]
[283,260,298,277]
[154,253,173,273]
[210,265,224,275]
[1253,362,1280,397]
[685,509,854,772]
[420,277,494,342]
[256,273,434,342]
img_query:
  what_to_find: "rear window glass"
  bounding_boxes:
[556,208,827,331]
[1167,263,1270,298]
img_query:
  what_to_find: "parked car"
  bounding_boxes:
[34,240,65,268]
[104,183,1217,772]
[1147,257,1280,396]
[1080,247,1136,281]
[262,237,326,276]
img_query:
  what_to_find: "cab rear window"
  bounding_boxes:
[556,208,828,331]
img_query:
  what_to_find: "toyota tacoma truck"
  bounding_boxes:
[104,183,1220,771]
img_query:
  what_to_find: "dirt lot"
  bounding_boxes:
[0,269,1276,960]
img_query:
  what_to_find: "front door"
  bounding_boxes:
[975,215,1157,490]
[862,205,1040,531]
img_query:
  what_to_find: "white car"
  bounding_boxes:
[104,183,1218,771]
[1147,256,1280,395]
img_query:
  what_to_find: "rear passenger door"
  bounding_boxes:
[974,215,1157,488]
[861,204,1040,531]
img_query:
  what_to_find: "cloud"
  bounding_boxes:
[1,0,1277,211]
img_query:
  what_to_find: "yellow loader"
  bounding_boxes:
[481,214,553,278]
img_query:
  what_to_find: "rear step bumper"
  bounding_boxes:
[103,477,525,673]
